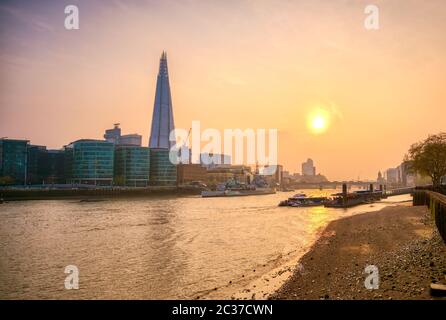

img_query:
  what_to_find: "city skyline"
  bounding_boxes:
[1,0,446,180]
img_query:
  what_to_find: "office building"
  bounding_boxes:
[104,123,142,146]
[149,148,177,186]
[114,145,150,187]
[0,138,29,185]
[64,139,114,185]
[386,168,399,185]
[177,163,207,185]
[27,145,47,184]
[302,158,316,176]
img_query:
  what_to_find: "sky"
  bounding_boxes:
[0,0,445,180]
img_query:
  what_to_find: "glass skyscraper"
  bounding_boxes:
[148,52,177,185]
[149,51,175,150]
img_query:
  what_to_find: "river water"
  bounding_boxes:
[0,190,410,299]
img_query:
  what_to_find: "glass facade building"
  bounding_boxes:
[114,145,150,187]
[43,150,66,184]
[27,145,47,184]
[0,138,29,185]
[27,146,66,185]
[65,139,114,186]
[147,53,178,186]
[149,148,177,186]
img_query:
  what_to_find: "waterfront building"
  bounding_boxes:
[149,51,175,149]
[104,123,121,144]
[44,150,66,184]
[0,138,29,185]
[27,145,47,184]
[27,147,66,185]
[104,123,142,146]
[386,168,399,185]
[114,145,150,187]
[119,134,142,146]
[64,139,114,186]
[177,163,207,185]
[260,164,283,186]
[149,148,177,186]
[397,161,416,187]
[206,165,252,187]
[302,158,316,176]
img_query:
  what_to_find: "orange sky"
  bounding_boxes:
[0,0,445,180]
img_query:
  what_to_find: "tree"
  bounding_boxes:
[405,132,446,188]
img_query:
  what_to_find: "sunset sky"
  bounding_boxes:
[1,0,445,180]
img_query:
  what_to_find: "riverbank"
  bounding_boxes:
[271,203,446,300]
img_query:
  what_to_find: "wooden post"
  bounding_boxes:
[342,183,347,206]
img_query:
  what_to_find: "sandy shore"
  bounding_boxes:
[271,203,446,300]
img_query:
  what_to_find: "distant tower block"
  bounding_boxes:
[149,51,175,149]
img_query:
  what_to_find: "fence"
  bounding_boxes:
[413,188,446,243]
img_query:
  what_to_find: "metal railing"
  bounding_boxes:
[413,187,446,243]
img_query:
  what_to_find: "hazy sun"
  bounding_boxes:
[312,116,326,130]
[308,109,330,134]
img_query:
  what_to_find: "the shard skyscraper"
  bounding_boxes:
[148,52,177,186]
[149,51,175,149]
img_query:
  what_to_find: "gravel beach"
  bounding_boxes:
[271,203,446,300]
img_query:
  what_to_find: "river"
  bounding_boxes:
[0,190,410,299]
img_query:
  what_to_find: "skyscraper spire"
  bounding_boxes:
[149,51,175,149]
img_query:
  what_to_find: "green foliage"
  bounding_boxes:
[406,132,446,187]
